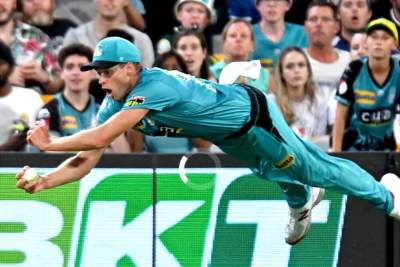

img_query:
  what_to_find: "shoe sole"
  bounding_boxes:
[287,188,325,245]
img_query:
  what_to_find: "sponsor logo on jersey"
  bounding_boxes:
[127,96,145,106]
[154,126,183,136]
[275,154,295,169]
[61,115,77,129]
[359,108,393,125]
[354,90,376,105]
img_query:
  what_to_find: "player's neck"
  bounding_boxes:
[259,19,285,42]
[287,86,306,103]
[340,28,353,43]
[63,89,90,111]
[368,56,391,73]
[307,46,338,63]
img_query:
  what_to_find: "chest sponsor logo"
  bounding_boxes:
[354,90,376,105]
[359,108,393,124]
[61,116,77,129]
[127,96,145,106]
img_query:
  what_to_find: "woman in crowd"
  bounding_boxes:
[274,47,330,149]
[153,50,188,72]
[173,29,215,81]
[211,18,270,92]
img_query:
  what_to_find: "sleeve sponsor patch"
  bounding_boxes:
[127,96,145,106]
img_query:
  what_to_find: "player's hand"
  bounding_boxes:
[16,166,46,194]
[27,120,51,151]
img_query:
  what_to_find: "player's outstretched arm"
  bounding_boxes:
[16,149,104,194]
[28,108,149,152]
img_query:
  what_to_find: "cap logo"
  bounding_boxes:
[94,45,103,57]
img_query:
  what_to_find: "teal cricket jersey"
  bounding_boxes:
[335,57,400,150]
[252,23,308,71]
[97,68,251,140]
[40,93,99,137]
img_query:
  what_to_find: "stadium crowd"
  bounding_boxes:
[1,0,399,153]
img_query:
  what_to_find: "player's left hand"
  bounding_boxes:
[27,121,51,151]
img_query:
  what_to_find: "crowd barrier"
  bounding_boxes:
[0,152,399,267]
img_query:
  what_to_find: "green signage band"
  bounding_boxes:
[0,168,346,267]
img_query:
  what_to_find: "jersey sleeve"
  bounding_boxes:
[96,97,123,125]
[335,59,363,106]
[121,80,179,111]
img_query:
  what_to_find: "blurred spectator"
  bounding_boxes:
[228,0,261,23]
[63,0,154,67]
[252,0,309,71]
[370,0,400,38]
[211,18,270,92]
[120,0,146,31]
[157,0,213,55]
[37,43,98,137]
[304,0,350,126]
[54,0,146,31]
[274,46,330,149]
[334,0,371,51]
[0,40,43,151]
[21,0,76,53]
[153,50,188,73]
[173,29,215,80]
[349,32,368,60]
[0,0,62,94]
[333,18,400,151]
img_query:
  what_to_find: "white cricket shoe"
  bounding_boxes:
[285,187,325,245]
[380,173,400,220]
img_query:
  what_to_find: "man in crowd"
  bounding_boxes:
[334,0,371,51]
[252,0,308,71]
[21,0,76,53]
[63,0,154,67]
[0,0,62,93]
